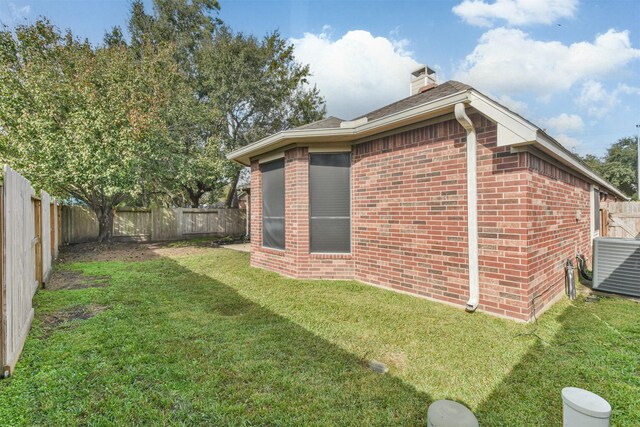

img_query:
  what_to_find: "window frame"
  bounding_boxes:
[591,184,600,240]
[261,157,286,250]
[308,151,352,254]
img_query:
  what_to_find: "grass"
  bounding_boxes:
[0,246,638,426]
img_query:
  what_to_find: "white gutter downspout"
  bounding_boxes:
[245,193,250,239]
[455,103,479,312]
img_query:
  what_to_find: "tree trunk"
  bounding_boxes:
[226,171,241,208]
[189,195,200,208]
[95,207,114,243]
[185,187,203,208]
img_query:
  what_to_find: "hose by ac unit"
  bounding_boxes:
[576,254,593,284]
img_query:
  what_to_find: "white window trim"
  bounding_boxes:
[590,184,600,240]
[261,158,286,251]
[308,146,352,153]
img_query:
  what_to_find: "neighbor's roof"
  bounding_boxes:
[228,80,628,200]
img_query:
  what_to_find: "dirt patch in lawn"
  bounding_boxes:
[46,270,111,290]
[40,305,108,337]
[381,350,408,372]
[59,240,219,263]
[149,242,219,258]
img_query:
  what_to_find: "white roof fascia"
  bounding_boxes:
[534,133,629,200]
[468,91,538,146]
[227,91,470,165]
[340,117,368,128]
[469,91,628,199]
[228,128,355,164]
[228,87,628,199]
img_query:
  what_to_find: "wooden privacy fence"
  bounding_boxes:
[1,165,60,377]
[62,206,246,244]
[601,201,640,238]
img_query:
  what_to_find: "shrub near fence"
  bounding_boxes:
[1,165,60,377]
[62,206,246,244]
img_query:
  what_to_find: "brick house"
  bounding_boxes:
[228,67,626,321]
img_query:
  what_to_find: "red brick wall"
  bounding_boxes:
[249,113,594,321]
[523,154,592,318]
[351,119,471,306]
[351,115,536,320]
[474,122,531,319]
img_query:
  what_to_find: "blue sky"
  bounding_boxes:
[1,0,639,157]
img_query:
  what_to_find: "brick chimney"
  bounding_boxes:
[410,65,436,96]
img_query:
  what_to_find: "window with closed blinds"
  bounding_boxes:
[309,153,351,253]
[261,158,285,249]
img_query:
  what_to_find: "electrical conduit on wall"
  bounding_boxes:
[454,103,479,312]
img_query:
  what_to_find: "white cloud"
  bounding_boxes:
[5,2,30,20]
[554,133,581,150]
[455,28,640,98]
[544,113,584,133]
[0,2,30,25]
[290,30,421,119]
[572,82,640,118]
[452,0,577,27]
[12,4,29,18]
[618,84,640,96]
[576,80,619,118]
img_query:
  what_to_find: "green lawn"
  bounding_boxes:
[0,245,638,426]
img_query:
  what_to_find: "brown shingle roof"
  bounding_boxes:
[354,81,472,121]
[295,116,344,130]
[292,81,472,131]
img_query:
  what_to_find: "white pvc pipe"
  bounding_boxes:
[246,193,250,239]
[454,103,479,312]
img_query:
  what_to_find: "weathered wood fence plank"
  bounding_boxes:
[2,165,36,375]
[151,208,178,241]
[601,201,640,238]
[113,209,152,241]
[0,182,4,376]
[33,198,42,288]
[0,166,59,377]
[62,207,246,244]
[61,206,98,244]
[40,192,54,284]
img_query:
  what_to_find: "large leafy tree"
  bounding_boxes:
[199,26,326,207]
[0,20,180,241]
[128,0,326,207]
[582,137,638,199]
[128,0,227,208]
